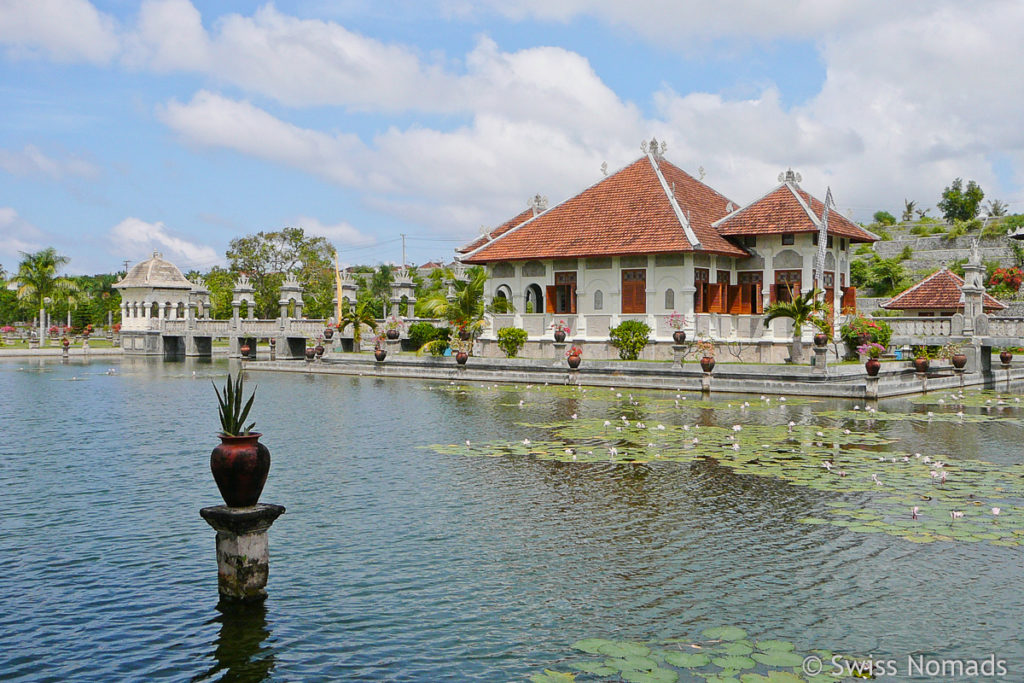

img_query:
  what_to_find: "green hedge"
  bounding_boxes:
[496,327,528,358]
[609,320,652,360]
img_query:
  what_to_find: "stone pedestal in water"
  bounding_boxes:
[200,504,285,602]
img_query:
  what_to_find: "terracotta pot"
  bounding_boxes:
[813,333,828,348]
[304,347,316,362]
[210,433,270,508]
[567,354,581,369]
[239,344,251,358]
[386,329,400,340]
[865,358,881,376]
[951,353,967,369]
[913,357,930,373]
[554,330,567,343]
[1000,351,1013,365]
[374,348,387,362]
[314,344,325,358]
[700,356,715,373]
[455,351,469,365]
[672,330,687,344]
[323,328,334,340]
[61,338,69,348]
[269,337,276,347]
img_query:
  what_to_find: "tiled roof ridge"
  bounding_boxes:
[789,184,822,228]
[647,153,699,249]
[457,156,649,261]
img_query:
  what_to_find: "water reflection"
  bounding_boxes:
[194,601,275,683]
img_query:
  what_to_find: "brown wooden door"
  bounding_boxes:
[621,269,646,314]
[774,270,801,303]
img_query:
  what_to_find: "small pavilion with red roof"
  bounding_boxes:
[881,267,1005,316]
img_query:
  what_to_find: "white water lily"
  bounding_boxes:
[522,439,530,445]
[732,425,742,432]
[657,424,665,430]
[570,413,577,420]
[843,429,851,435]
[732,443,740,450]
[912,506,919,519]
[950,511,964,520]
[992,507,1001,516]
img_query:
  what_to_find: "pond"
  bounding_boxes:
[0,357,1020,682]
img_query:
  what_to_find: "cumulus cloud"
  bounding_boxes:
[0,145,99,180]
[108,217,219,269]
[0,0,119,63]
[296,216,376,246]
[0,207,45,259]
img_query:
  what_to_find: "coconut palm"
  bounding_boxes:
[763,288,828,363]
[338,300,377,350]
[14,248,78,318]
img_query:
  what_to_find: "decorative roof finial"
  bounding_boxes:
[778,168,802,183]
[642,137,666,159]
[698,165,706,181]
[601,161,608,176]
[529,193,549,216]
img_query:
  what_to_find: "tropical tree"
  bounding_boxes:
[419,266,487,335]
[763,288,828,363]
[985,199,1008,217]
[338,300,377,350]
[901,199,917,223]
[938,178,984,222]
[14,248,79,322]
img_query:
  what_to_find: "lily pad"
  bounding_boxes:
[621,668,679,683]
[663,651,712,668]
[751,651,805,667]
[530,670,576,683]
[755,640,795,652]
[598,641,652,658]
[711,655,756,670]
[702,626,748,641]
[572,638,615,654]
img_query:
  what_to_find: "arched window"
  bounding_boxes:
[525,284,543,313]
[664,288,675,310]
[593,289,603,311]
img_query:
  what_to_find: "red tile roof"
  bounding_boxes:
[881,268,1005,311]
[456,208,535,254]
[459,155,748,263]
[713,183,877,242]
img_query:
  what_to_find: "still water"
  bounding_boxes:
[0,357,1020,681]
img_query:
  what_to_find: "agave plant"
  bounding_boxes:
[213,373,257,436]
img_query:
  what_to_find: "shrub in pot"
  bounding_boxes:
[210,374,269,508]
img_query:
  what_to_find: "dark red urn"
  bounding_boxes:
[240,343,251,358]
[700,356,715,373]
[672,330,686,344]
[951,353,967,369]
[374,348,387,362]
[865,358,881,376]
[304,347,316,362]
[386,329,400,340]
[554,330,567,343]
[323,328,334,340]
[567,354,581,369]
[913,357,930,373]
[813,333,828,348]
[211,433,270,508]
[315,343,325,358]
[455,351,469,365]
[1000,350,1013,365]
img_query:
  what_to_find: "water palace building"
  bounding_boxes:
[458,143,877,358]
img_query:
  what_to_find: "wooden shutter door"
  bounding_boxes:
[621,269,646,314]
[545,286,556,313]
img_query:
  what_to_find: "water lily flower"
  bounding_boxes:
[657,425,665,430]
[992,507,1001,516]
[822,461,833,471]
[683,425,690,431]
[912,506,919,520]
[465,440,471,446]
[732,443,740,450]
[922,456,931,463]
[950,511,964,521]
[938,399,945,404]
[760,395,767,400]
[732,425,742,431]
[518,400,524,407]
[522,439,530,445]
[692,438,699,444]
[927,411,934,417]
[616,426,622,432]
[570,413,578,420]
[604,420,611,427]
[843,429,851,435]
[957,411,964,418]
[779,397,786,401]
[816,431,825,437]
[853,406,860,411]
[872,474,881,485]
[839,470,847,477]
[914,453,922,458]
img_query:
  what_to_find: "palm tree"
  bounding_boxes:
[764,288,828,363]
[419,266,487,334]
[15,248,78,327]
[338,300,377,351]
[902,199,917,223]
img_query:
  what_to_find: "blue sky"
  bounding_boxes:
[1,1,1022,274]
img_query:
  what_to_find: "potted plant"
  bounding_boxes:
[667,311,687,344]
[453,338,469,365]
[566,344,582,369]
[210,373,270,508]
[811,313,831,348]
[374,333,387,362]
[763,288,828,364]
[858,342,884,376]
[696,338,715,373]
[314,335,325,358]
[384,315,405,340]
[323,322,335,341]
[304,344,316,362]
[912,346,931,373]
[1000,347,1013,366]
[240,342,251,358]
[553,320,570,343]
[940,341,967,369]
[61,336,69,349]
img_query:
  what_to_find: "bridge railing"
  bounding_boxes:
[988,317,1024,338]
[879,316,953,338]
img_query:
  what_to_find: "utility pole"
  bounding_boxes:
[122,260,130,274]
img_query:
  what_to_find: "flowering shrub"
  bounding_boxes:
[566,345,583,357]
[112,323,121,333]
[857,342,886,359]
[695,338,715,358]
[667,311,687,330]
[553,319,571,334]
[384,315,405,332]
[1,325,15,333]
[840,314,892,356]
[988,266,1023,293]
[48,325,60,335]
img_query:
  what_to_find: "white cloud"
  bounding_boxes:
[108,217,220,269]
[296,216,376,246]
[0,0,119,63]
[0,207,45,259]
[0,145,99,180]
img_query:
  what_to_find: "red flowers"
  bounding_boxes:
[989,266,1023,292]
